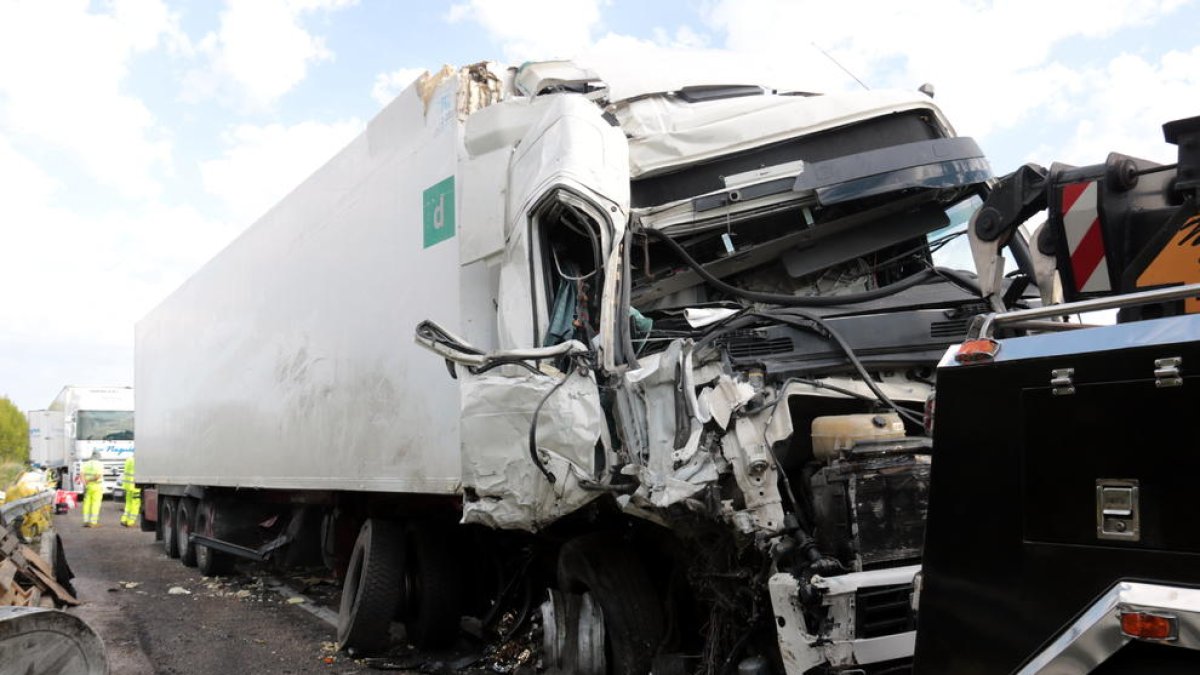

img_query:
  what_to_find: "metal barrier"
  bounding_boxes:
[0,491,54,528]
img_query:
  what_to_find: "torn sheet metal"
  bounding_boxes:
[617,341,718,510]
[459,368,604,531]
[684,307,739,328]
[723,414,785,535]
[457,62,505,118]
[614,341,782,533]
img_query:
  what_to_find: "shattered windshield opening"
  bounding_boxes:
[627,187,987,358]
[77,410,135,441]
[538,198,605,348]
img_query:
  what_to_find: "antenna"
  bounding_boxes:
[812,42,869,91]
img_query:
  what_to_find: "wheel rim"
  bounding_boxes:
[540,588,606,675]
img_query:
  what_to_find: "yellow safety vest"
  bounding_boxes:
[122,456,136,491]
[82,459,104,485]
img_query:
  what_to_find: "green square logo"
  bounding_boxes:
[423,176,456,248]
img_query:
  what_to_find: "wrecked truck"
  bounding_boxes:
[135,61,1021,674]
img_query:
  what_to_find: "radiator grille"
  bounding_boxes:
[856,583,916,639]
[717,332,794,358]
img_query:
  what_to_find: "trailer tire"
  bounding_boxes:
[557,534,663,675]
[397,522,463,650]
[338,519,402,655]
[195,500,234,577]
[176,498,198,567]
[161,497,179,559]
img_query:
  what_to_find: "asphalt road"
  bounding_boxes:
[54,499,364,674]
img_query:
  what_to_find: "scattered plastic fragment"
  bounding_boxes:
[167,586,191,595]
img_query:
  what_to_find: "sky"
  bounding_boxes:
[1,0,1198,411]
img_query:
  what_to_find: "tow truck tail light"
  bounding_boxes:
[1119,611,1177,640]
[954,338,1000,363]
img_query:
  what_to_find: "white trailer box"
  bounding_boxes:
[26,410,66,469]
[135,68,493,494]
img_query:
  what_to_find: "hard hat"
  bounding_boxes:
[79,448,94,460]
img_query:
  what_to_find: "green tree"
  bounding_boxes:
[0,396,30,463]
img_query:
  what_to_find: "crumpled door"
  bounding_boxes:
[416,93,629,531]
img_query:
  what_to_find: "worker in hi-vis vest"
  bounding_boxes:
[80,448,105,527]
[119,455,140,527]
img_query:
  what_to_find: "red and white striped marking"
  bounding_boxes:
[1060,181,1112,293]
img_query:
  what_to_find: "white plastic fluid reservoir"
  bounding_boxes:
[811,413,906,462]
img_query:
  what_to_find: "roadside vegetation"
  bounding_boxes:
[0,396,30,489]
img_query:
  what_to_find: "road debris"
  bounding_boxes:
[167,586,191,595]
[0,522,77,608]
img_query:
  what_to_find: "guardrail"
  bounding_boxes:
[0,491,54,528]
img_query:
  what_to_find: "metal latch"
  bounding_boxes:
[1096,479,1140,542]
[1155,357,1182,388]
[1051,368,1075,396]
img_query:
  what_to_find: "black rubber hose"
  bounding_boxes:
[528,367,576,484]
[620,230,640,369]
[642,227,942,306]
[753,310,925,427]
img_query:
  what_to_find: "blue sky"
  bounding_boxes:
[1,0,1198,411]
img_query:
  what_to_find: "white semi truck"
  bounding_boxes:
[137,61,1027,673]
[30,386,135,495]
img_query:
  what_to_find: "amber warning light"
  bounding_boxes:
[1119,611,1178,641]
[954,338,1000,364]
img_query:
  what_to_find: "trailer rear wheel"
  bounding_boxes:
[337,519,402,655]
[195,500,234,577]
[397,522,463,649]
[557,534,663,675]
[161,497,179,559]
[176,498,198,567]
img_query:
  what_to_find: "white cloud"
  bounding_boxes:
[372,67,429,106]
[704,0,1186,141]
[447,0,604,61]
[574,33,848,100]
[0,1,175,198]
[0,135,59,210]
[0,139,238,409]
[184,0,357,110]
[1054,46,1200,165]
[200,119,363,223]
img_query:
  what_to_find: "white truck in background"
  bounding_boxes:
[26,410,66,476]
[137,61,1030,673]
[33,386,135,496]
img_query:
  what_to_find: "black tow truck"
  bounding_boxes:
[914,114,1200,673]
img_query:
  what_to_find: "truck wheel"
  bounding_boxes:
[161,497,179,559]
[176,498,198,567]
[195,500,234,576]
[557,534,664,675]
[397,522,463,649]
[338,519,402,655]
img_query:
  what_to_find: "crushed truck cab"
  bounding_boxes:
[139,60,1026,673]
[413,61,1004,671]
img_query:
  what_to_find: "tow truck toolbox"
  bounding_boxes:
[915,313,1200,673]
